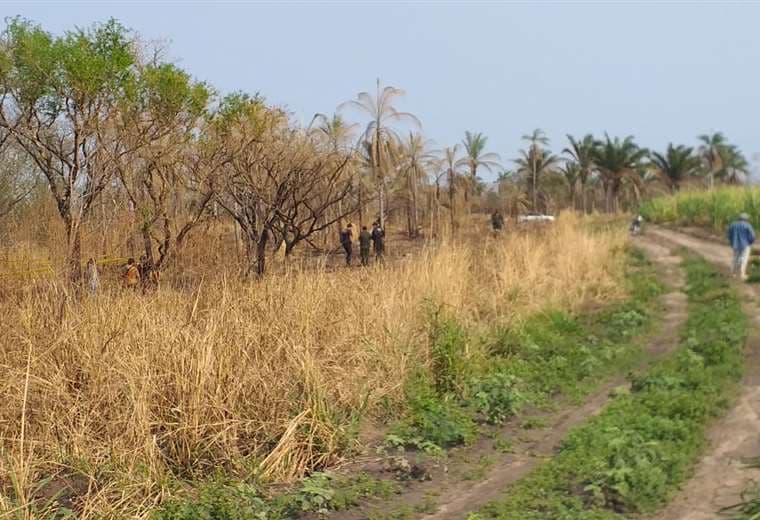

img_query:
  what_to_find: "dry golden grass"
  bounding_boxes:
[0,213,627,518]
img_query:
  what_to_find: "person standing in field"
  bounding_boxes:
[491,210,505,232]
[138,254,156,291]
[371,221,385,263]
[630,214,643,235]
[85,258,99,294]
[359,225,372,266]
[123,258,140,290]
[340,223,354,267]
[727,212,756,281]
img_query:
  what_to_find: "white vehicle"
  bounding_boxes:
[517,213,555,223]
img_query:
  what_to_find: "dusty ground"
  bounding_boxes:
[643,227,760,520]
[326,236,689,519]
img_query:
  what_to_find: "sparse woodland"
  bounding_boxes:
[0,17,754,519]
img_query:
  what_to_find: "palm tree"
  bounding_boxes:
[340,79,420,228]
[591,135,649,212]
[515,129,559,212]
[698,132,727,190]
[649,144,701,192]
[310,112,358,152]
[394,132,437,237]
[522,128,550,151]
[560,162,581,209]
[719,145,749,185]
[563,134,596,213]
[461,131,501,212]
[442,145,467,231]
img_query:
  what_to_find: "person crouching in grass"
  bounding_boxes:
[123,258,140,290]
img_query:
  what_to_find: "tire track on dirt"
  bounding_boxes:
[644,227,760,520]
[419,238,687,520]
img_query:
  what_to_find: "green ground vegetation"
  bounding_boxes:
[640,186,760,233]
[470,255,747,519]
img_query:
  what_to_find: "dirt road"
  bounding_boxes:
[643,227,760,520]
[331,234,689,520]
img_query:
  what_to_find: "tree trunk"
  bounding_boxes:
[406,198,413,237]
[142,225,154,266]
[66,221,83,286]
[378,173,386,229]
[448,170,456,232]
[127,199,137,258]
[358,180,365,228]
[410,165,419,238]
[284,238,297,257]
[582,184,588,214]
[256,227,269,277]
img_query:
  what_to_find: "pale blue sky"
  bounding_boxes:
[3,1,759,179]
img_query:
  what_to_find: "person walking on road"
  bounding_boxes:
[371,221,385,263]
[728,212,756,281]
[359,225,372,266]
[340,223,354,267]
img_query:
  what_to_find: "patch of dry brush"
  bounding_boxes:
[0,214,626,517]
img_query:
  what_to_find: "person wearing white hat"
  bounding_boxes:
[727,213,756,280]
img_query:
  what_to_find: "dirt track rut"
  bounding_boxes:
[644,227,760,520]
[419,238,688,519]
[331,235,689,520]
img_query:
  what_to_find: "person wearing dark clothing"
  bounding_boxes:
[139,254,157,291]
[340,223,354,266]
[630,214,643,235]
[371,222,385,262]
[359,226,372,266]
[491,210,505,232]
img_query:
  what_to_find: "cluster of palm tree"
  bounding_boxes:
[311,79,502,237]
[502,130,749,215]
[313,80,749,237]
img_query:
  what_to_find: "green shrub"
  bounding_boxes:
[468,365,523,424]
[389,373,476,449]
[428,316,470,395]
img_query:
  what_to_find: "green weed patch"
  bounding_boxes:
[153,472,399,519]
[471,256,746,519]
[386,249,663,453]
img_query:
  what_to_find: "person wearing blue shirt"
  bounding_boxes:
[727,213,756,280]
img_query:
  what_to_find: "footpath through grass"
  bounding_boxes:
[150,250,663,519]
[470,255,747,519]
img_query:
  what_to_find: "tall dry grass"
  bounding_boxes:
[0,214,626,517]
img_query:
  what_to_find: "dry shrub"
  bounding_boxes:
[0,213,626,517]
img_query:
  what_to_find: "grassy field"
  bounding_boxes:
[0,214,631,518]
[640,186,760,232]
